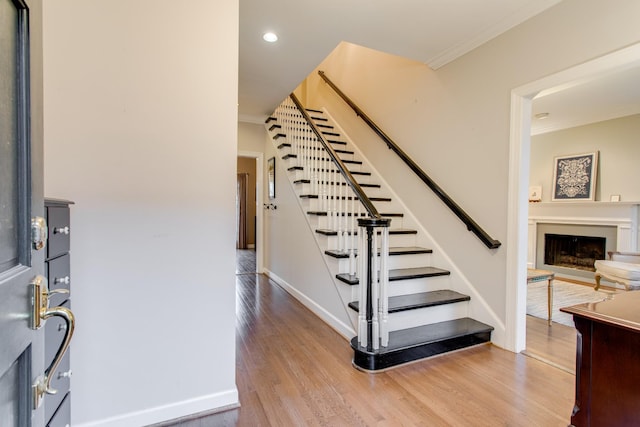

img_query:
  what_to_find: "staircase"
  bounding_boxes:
[266,99,493,371]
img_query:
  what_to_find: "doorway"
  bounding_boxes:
[507,42,640,353]
[237,151,264,274]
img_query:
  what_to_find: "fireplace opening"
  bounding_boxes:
[544,233,606,272]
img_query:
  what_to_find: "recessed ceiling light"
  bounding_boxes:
[535,112,550,120]
[263,32,278,43]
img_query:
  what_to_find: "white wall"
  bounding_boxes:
[298,0,640,348]
[43,1,238,425]
[238,122,267,153]
[262,136,354,336]
[530,114,640,202]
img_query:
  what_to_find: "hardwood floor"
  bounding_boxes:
[160,252,575,426]
[525,315,577,373]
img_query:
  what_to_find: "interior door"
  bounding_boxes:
[0,0,46,425]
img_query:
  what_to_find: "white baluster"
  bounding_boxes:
[380,226,390,347]
[349,194,356,276]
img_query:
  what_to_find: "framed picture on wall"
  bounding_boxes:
[552,151,598,201]
[268,157,276,199]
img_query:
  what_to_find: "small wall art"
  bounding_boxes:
[552,151,598,201]
[528,185,542,202]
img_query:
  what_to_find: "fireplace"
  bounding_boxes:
[544,233,606,271]
[535,222,618,279]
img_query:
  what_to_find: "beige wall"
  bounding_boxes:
[43,0,239,425]
[237,157,257,245]
[530,114,640,202]
[285,0,640,347]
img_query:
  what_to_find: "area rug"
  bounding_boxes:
[527,280,617,327]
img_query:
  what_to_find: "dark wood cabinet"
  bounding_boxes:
[45,198,73,427]
[561,292,640,426]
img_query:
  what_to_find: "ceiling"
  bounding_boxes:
[531,65,640,135]
[238,0,562,122]
[238,0,640,132]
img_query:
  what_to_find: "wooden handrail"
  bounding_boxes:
[318,70,501,249]
[288,93,382,220]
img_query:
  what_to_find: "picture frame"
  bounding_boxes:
[528,185,542,202]
[552,151,598,201]
[267,157,276,199]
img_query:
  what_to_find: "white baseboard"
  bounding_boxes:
[74,389,239,427]
[265,269,356,340]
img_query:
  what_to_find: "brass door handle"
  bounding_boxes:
[30,275,76,409]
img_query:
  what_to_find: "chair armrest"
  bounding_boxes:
[609,251,640,263]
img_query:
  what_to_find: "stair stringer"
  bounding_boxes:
[321,108,506,346]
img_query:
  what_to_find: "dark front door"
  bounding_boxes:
[0,0,46,425]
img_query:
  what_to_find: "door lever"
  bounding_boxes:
[30,275,76,409]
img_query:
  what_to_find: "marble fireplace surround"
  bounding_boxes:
[528,202,640,280]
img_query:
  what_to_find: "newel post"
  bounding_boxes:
[357,217,391,351]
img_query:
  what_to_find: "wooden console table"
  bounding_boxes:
[561,292,640,426]
[527,268,554,326]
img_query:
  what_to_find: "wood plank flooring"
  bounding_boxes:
[525,315,577,373]
[159,251,576,426]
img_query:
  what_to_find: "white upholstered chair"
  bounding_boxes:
[594,251,640,291]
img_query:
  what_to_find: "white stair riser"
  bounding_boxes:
[313,214,403,230]
[386,275,453,297]
[386,302,469,332]
[327,252,433,272]
[318,233,418,250]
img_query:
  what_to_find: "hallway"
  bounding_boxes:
[158,250,575,426]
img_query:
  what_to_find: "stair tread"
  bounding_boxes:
[288,168,370,176]
[350,318,493,370]
[336,266,450,285]
[348,290,469,313]
[300,195,390,201]
[307,209,397,217]
[315,228,415,236]
[326,246,432,259]
[299,181,380,188]
[285,156,363,165]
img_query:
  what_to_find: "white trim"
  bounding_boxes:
[426,0,562,69]
[507,42,640,353]
[74,390,239,427]
[265,269,356,340]
[238,150,264,273]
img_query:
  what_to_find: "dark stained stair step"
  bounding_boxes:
[336,266,450,285]
[289,167,370,177]
[284,155,362,165]
[301,194,386,201]
[348,290,469,314]
[278,143,354,156]
[307,211,404,218]
[298,181,379,188]
[326,246,431,259]
[351,318,493,371]
[315,227,414,236]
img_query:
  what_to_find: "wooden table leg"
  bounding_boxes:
[547,278,553,326]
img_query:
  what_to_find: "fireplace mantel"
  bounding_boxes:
[527,202,640,271]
